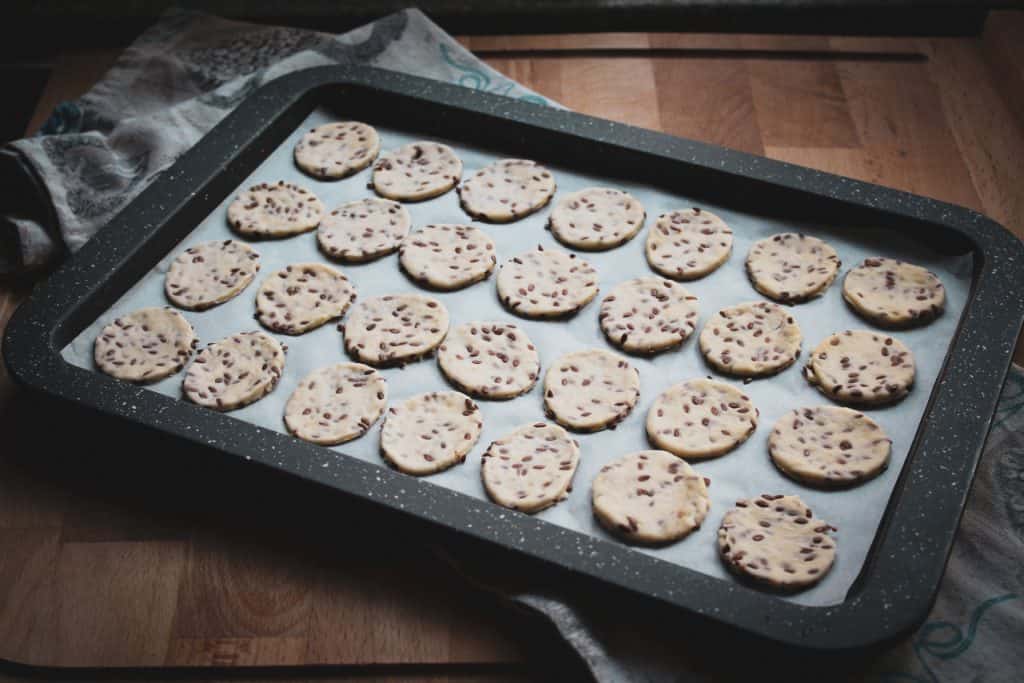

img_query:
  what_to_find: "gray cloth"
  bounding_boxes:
[5,9,1021,681]
[0,7,547,273]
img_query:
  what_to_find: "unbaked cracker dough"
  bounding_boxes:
[699,301,802,377]
[592,450,710,545]
[255,263,356,335]
[543,349,640,432]
[227,181,324,237]
[283,362,387,445]
[183,331,285,411]
[646,378,758,459]
[380,391,483,476]
[371,141,462,201]
[718,494,837,592]
[496,246,599,318]
[94,307,197,383]
[769,406,891,487]
[399,224,496,291]
[317,198,411,263]
[165,239,260,311]
[746,233,841,303]
[458,159,556,222]
[481,422,580,513]
[843,257,946,328]
[804,330,915,406]
[342,294,449,367]
[294,121,379,179]
[437,321,540,399]
[548,188,645,251]
[645,208,733,280]
[599,277,699,354]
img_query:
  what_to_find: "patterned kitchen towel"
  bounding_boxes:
[0,7,548,274]
[507,366,1024,682]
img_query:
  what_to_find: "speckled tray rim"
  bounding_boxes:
[5,65,1023,654]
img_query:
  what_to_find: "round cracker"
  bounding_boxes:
[284,363,387,445]
[437,321,540,399]
[718,494,837,592]
[496,246,599,319]
[342,294,449,367]
[95,307,197,383]
[746,233,841,303]
[294,121,379,179]
[227,181,324,238]
[380,391,483,476]
[458,159,556,223]
[699,301,802,377]
[481,422,580,513]
[804,330,914,406]
[646,379,758,459]
[371,141,462,201]
[599,277,699,354]
[769,406,891,487]
[165,239,260,311]
[399,224,496,291]
[255,263,356,335]
[843,257,946,328]
[317,198,411,263]
[543,349,640,432]
[645,208,733,280]
[592,450,710,545]
[548,188,645,251]
[183,331,285,411]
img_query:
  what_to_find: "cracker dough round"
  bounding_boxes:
[599,277,699,354]
[645,208,733,280]
[399,224,496,291]
[437,321,540,399]
[699,301,802,377]
[380,391,483,476]
[481,422,580,513]
[317,198,411,263]
[718,494,837,592]
[342,294,449,367]
[804,330,915,406]
[183,331,285,411]
[496,246,599,318]
[646,379,758,459]
[549,188,645,251]
[458,159,556,222]
[769,406,891,487]
[227,181,324,237]
[746,233,841,303]
[843,257,946,328]
[371,141,462,201]
[294,121,379,179]
[256,263,356,335]
[165,239,260,311]
[284,363,387,445]
[592,450,710,545]
[95,307,197,383]
[543,349,640,432]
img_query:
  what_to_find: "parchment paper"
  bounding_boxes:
[62,107,973,607]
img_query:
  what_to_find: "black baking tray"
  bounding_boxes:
[5,65,1023,653]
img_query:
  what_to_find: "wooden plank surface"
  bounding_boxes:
[1,15,1022,674]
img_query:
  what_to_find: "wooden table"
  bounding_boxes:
[2,14,1023,681]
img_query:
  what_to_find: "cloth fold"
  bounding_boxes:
[0,7,546,274]
[5,8,1021,681]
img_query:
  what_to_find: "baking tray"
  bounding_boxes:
[5,65,1023,652]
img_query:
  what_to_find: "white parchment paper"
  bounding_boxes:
[62,107,973,607]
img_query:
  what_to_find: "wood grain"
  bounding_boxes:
[1,15,1022,674]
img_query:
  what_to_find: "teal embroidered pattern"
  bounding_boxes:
[879,593,1018,682]
[440,44,549,106]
